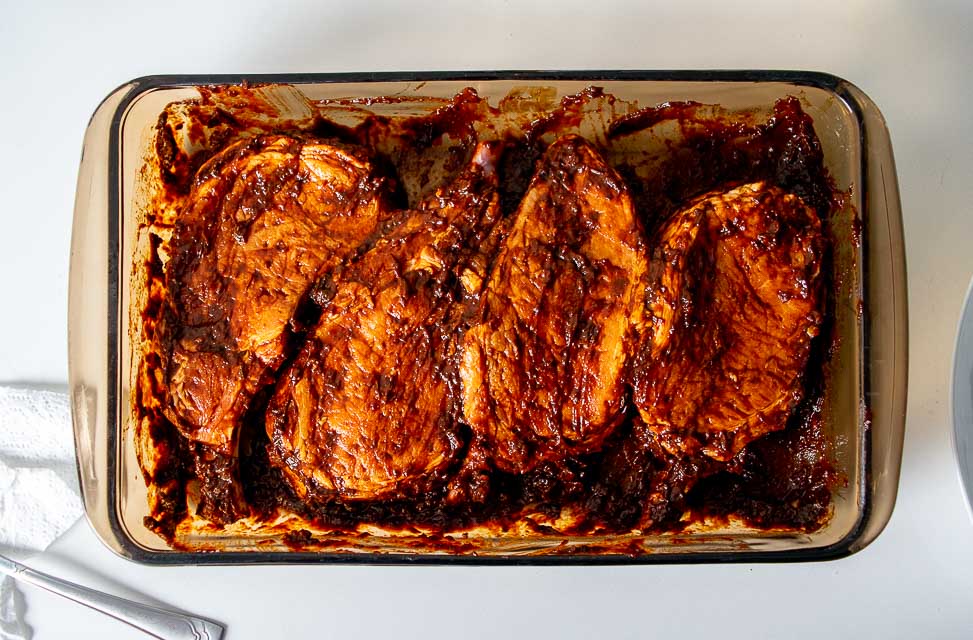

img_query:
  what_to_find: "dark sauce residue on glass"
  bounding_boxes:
[139,86,842,547]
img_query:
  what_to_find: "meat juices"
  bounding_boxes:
[162,134,396,522]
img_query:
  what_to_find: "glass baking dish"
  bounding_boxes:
[68,71,907,564]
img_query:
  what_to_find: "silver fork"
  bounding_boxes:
[0,553,225,639]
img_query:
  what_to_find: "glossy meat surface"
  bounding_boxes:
[265,143,503,501]
[138,88,840,543]
[460,135,649,473]
[632,182,824,461]
[162,134,394,519]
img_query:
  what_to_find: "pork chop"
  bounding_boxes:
[163,134,395,521]
[265,142,503,502]
[632,182,824,461]
[460,135,649,474]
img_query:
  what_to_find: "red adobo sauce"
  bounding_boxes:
[138,86,841,546]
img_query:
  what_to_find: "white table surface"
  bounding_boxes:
[3,1,972,637]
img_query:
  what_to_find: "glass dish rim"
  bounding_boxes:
[81,69,904,565]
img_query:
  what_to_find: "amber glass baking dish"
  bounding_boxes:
[68,71,906,564]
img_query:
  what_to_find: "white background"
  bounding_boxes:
[3,0,972,637]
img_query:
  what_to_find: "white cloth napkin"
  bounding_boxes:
[0,386,82,640]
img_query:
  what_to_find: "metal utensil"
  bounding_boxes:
[0,553,224,639]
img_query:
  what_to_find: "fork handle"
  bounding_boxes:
[0,554,224,640]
